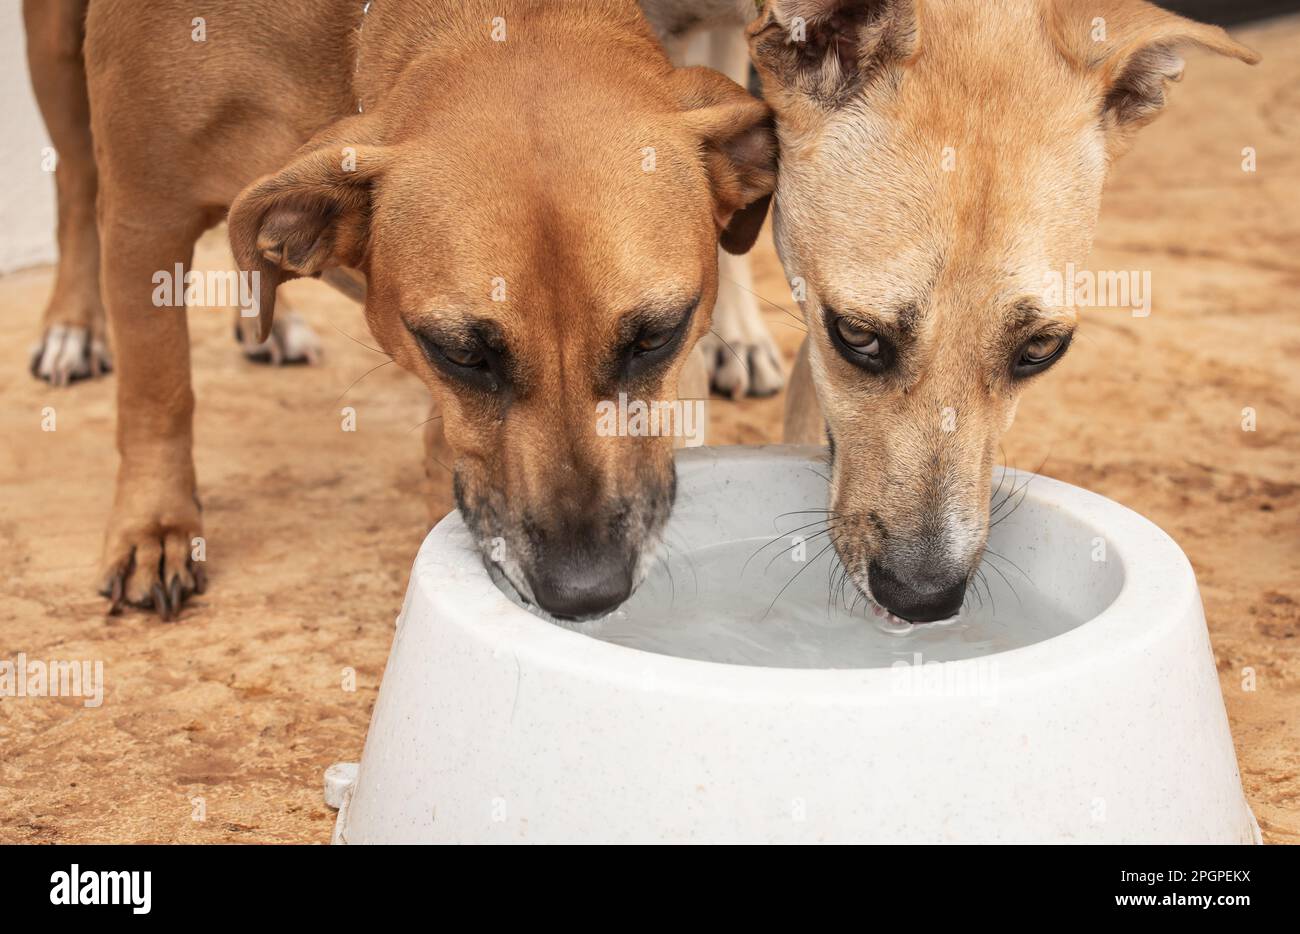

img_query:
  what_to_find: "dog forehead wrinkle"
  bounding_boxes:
[808,238,940,310]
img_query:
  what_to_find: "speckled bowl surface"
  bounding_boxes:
[330,446,1258,843]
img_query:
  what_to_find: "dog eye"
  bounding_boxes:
[622,309,694,381]
[827,313,892,373]
[634,330,675,355]
[442,345,485,369]
[1013,333,1070,377]
[834,318,881,355]
[411,328,501,393]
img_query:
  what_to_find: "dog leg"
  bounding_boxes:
[96,205,206,621]
[230,265,366,366]
[23,0,111,386]
[783,338,826,445]
[670,26,784,399]
[233,296,322,366]
[230,266,365,366]
[702,249,785,398]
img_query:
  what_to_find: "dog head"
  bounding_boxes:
[747,0,1257,621]
[229,9,775,620]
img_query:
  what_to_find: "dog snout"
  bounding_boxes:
[867,558,967,623]
[524,537,634,621]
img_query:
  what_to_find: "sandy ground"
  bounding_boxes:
[2,18,1297,844]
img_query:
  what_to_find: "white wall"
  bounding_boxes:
[0,2,57,274]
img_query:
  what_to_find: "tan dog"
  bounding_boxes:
[655,0,1258,621]
[30,0,775,620]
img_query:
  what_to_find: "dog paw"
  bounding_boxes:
[99,511,205,622]
[236,311,322,366]
[29,324,112,386]
[699,325,785,399]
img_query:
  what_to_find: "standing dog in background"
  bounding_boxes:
[657,15,789,399]
[646,0,1257,621]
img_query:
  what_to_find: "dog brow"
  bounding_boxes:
[892,302,921,333]
[1009,299,1072,330]
[833,301,921,335]
[620,290,700,335]
[405,312,505,352]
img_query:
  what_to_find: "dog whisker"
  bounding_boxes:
[990,482,1033,529]
[762,526,838,573]
[741,516,844,575]
[767,318,812,333]
[761,540,837,622]
[804,466,832,485]
[824,548,853,618]
[662,526,699,597]
[426,452,454,477]
[407,413,443,434]
[329,322,392,358]
[982,547,1033,584]
[653,547,676,610]
[333,358,395,406]
[979,554,1023,610]
[708,327,747,371]
[718,274,807,334]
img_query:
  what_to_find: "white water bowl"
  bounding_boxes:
[330,446,1258,843]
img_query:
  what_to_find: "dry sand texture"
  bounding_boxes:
[0,17,1296,842]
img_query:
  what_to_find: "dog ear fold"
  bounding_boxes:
[1050,0,1259,156]
[228,145,392,342]
[746,0,916,107]
[675,67,778,255]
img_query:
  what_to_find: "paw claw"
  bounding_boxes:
[100,516,201,622]
[167,574,184,618]
[107,574,125,615]
[152,582,176,622]
[30,324,113,386]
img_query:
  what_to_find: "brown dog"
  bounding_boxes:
[659,0,1259,622]
[30,0,775,620]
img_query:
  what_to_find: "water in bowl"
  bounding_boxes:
[582,537,1085,669]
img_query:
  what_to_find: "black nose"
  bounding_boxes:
[867,560,967,623]
[526,550,633,621]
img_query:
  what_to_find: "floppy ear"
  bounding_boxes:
[673,66,778,255]
[1049,0,1259,157]
[227,145,393,342]
[746,0,916,107]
